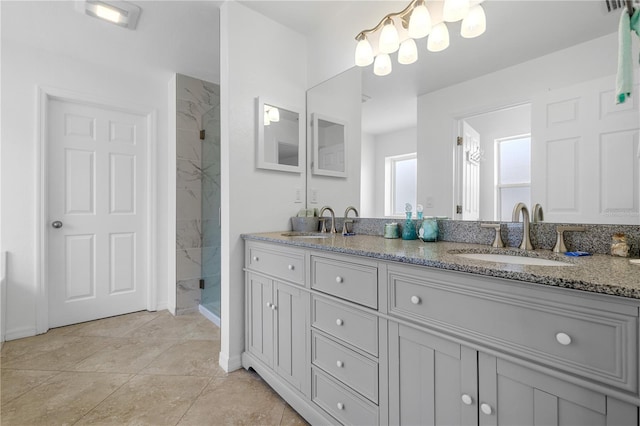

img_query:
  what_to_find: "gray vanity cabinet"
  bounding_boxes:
[246,272,308,393]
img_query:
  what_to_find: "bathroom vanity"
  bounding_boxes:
[241,233,640,425]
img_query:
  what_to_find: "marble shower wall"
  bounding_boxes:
[176,74,220,315]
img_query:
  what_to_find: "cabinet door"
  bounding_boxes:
[273,281,308,393]
[246,273,273,366]
[389,323,478,426]
[478,354,638,426]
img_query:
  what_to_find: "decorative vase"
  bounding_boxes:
[402,212,418,240]
[418,217,438,242]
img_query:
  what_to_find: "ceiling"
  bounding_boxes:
[1,0,222,84]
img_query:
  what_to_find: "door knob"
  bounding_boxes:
[51,221,63,229]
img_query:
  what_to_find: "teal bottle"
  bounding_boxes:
[419,217,438,242]
[402,211,418,240]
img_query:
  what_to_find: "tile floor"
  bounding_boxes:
[0,310,309,425]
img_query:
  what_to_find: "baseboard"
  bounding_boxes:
[6,326,37,341]
[154,301,168,312]
[219,351,243,373]
[198,305,221,327]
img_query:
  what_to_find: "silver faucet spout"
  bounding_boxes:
[342,206,359,234]
[512,202,533,250]
[319,206,337,234]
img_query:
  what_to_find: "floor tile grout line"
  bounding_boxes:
[70,372,138,426]
[0,370,65,407]
[172,375,216,426]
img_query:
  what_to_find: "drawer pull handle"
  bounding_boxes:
[336,319,344,326]
[461,394,473,405]
[337,402,345,410]
[270,304,276,311]
[252,256,259,262]
[288,264,294,270]
[410,295,421,305]
[480,403,493,415]
[266,302,272,308]
[335,276,344,283]
[336,360,344,368]
[556,332,572,346]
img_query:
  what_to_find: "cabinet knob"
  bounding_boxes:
[480,403,493,415]
[288,264,294,270]
[336,360,344,368]
[266,302,271,308]
[337,402,345,410]
[336,319,344,326]
[270,304,276,310]
[461,394,473,405]
[555,332,572,346]
[252,256,259,262]
[335,276,344,283]
[410,295,421,305]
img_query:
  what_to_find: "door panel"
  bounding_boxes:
[48,99,147,327]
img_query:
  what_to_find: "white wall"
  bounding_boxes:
[360,132,375,217]
[417,33,623,218]
[1,41,170,338]
[219,2,307,371]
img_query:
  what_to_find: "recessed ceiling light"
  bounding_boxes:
[75,0,141,30]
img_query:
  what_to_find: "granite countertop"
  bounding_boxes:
[243,232,640,300]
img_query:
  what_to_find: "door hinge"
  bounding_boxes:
[456,205,463,214]
[199,279,205,289]
[200,129,205,140]
[456,136,463,146]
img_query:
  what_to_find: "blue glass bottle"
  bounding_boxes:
[402,211,418,240]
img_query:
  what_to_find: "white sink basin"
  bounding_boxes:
[281,232,331,239]
[455,253,573,266]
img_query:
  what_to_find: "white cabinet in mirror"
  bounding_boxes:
[255,97,303,173]
[312,113,347,178]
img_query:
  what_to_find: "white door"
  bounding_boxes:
[460,121,481,220]
[47,99,148,328]
[531,74,639,224]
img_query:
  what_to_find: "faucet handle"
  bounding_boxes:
[553,226,586,253]
[319,217,328,233]
[342,219,356,235]
[481,223,505,248]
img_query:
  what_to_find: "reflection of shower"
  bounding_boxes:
[200,104,221,324]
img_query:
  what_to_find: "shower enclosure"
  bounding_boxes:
[200,104,221,321]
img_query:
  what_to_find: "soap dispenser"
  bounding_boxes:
[402,203,418,240]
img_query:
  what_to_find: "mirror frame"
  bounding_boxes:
[255,96,304,173]
[312,112,348,178]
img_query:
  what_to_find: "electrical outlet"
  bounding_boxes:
[294,188,302,203]
[426,197,434,208]
[310,188,318,204]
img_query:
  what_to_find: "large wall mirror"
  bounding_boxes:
[256,97,304,173]
[306,1,639,224]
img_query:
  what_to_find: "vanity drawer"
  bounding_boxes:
[312,367,378,426]
[312,331,379,404]
[312,296,378,357]
[389,269,638,393]
[246,243,304,285]
[311,255,378,308]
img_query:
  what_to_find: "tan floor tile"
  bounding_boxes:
[140,339,221,377]
[0,369,60,406]
[1,336,109,370]
[0,371,131,426]
[76,374,210,425]
[280,404,310,426]
[177,369,287,426]
[73,338,177,374]
[75,311,161,337]
[125,311,220,341]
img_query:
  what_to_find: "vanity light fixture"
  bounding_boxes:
[75,0,141,30]
[355,0,487,76]
[263,105,280,126]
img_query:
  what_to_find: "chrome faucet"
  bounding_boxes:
[512,202,533,250]
[553,225,586,253]
[319,206,337,233]
[532,203,544,223]
[342,206,359,234]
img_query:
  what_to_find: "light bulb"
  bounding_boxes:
[398,39,418,65]
[461,4,486,38]
[95,4,121,23]
[408,1,431,39]
[427,22,450,52]
[373,53,392,76]
[263,111,271,126]
[379,18,400,54]
[355,36,374,66]
[443,0,470,22]
[267,107,280,122]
